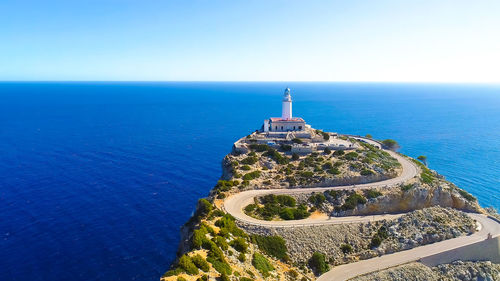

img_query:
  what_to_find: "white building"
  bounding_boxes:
[263,88,307,132]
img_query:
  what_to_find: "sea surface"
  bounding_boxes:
[0,82,499,281]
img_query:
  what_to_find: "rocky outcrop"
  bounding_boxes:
[345,182,481,215]
[289,179,481,218]
[238,207,476,265]
[351,261,500,281]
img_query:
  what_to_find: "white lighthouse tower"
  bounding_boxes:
[282,88,292,120]
[262,88,305,133]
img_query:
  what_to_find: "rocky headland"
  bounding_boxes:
[161,130,497,281]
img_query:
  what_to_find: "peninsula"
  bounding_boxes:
[162,89,500,281]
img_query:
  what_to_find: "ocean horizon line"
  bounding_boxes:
[1,80,500,85]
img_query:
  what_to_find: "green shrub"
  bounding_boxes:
[178,255,199,275]
[192,228,207,248]
[341,193,367,210]
[177,277,187,281]
[322,132,330,140]
[241,165,251,171]
[215,180,239,192]
[238,252,246,262]
[344,152,358,160]
[292,204,310,219]
[360,169,374,176]
[252,235,288,260]
[260,194,296,207]
[300,171,314,178]
[324,147,332,154]
[327,168,340,175]
[219,273,230,281]
[327,190,341,199]
[323,162,333,169]
[276,195,296,207]
[340,244,353,254]
[370,235,382,248]
[382,139,399,151]
[163,267,183,277]
[279,208,295,220]
[242,171,261,181]
[196,275,208,281]
[400,183,414,192]
[264,148,289,164]
[215,214,247,238]
[308,252,329,276]
[197,198,213,218]
[417,155,427,166]
[420,170,435,184]
[316,130,330,140]
[244,204,257,213]
[239,277,254,281]
[292,138,303,144]
[207,258,232,275]
[241,156,258,165]
[458,189,476,201]
[308,193,326,206]
[192,254,210,272]
[230,237,248,253]
[280,144,292,151]
[366,134,373,139]
[364,189,382,199]
[333,150,345,156]
[292,153,300,161]
[252,253,274,276]
[214,236,228,251]
[371,226,389,248]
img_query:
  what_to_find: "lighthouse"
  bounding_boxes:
[282,88,292,120]
[263,88,306,133]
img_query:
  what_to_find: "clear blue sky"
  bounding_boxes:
[1,0,499,82]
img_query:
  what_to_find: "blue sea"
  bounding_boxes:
[0,82,499,281]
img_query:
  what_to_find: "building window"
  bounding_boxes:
[281,126,283,130]
[275,126,278,130]
[299,126,302,130]
[293,126,296,130]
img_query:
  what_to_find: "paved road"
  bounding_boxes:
[222,138,500,280]
[223,148,418,227]
[317,213,500,281]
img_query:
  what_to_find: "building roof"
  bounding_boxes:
[270,117,305,122]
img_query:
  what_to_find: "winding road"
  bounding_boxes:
[223,143,417,227]
[222,137,500,280]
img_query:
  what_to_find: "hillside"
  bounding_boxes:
[161,131,493,281]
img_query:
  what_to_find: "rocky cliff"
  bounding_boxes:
[161,133,495,281]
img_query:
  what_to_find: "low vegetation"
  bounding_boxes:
[244,194,311,221]
[251,235,288,260]
[339,192,367,211]
[252,252,274,277]
[370,226,389,248]
[308,252,329,276]
[364,189,382,199]
[381,139,399,151]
